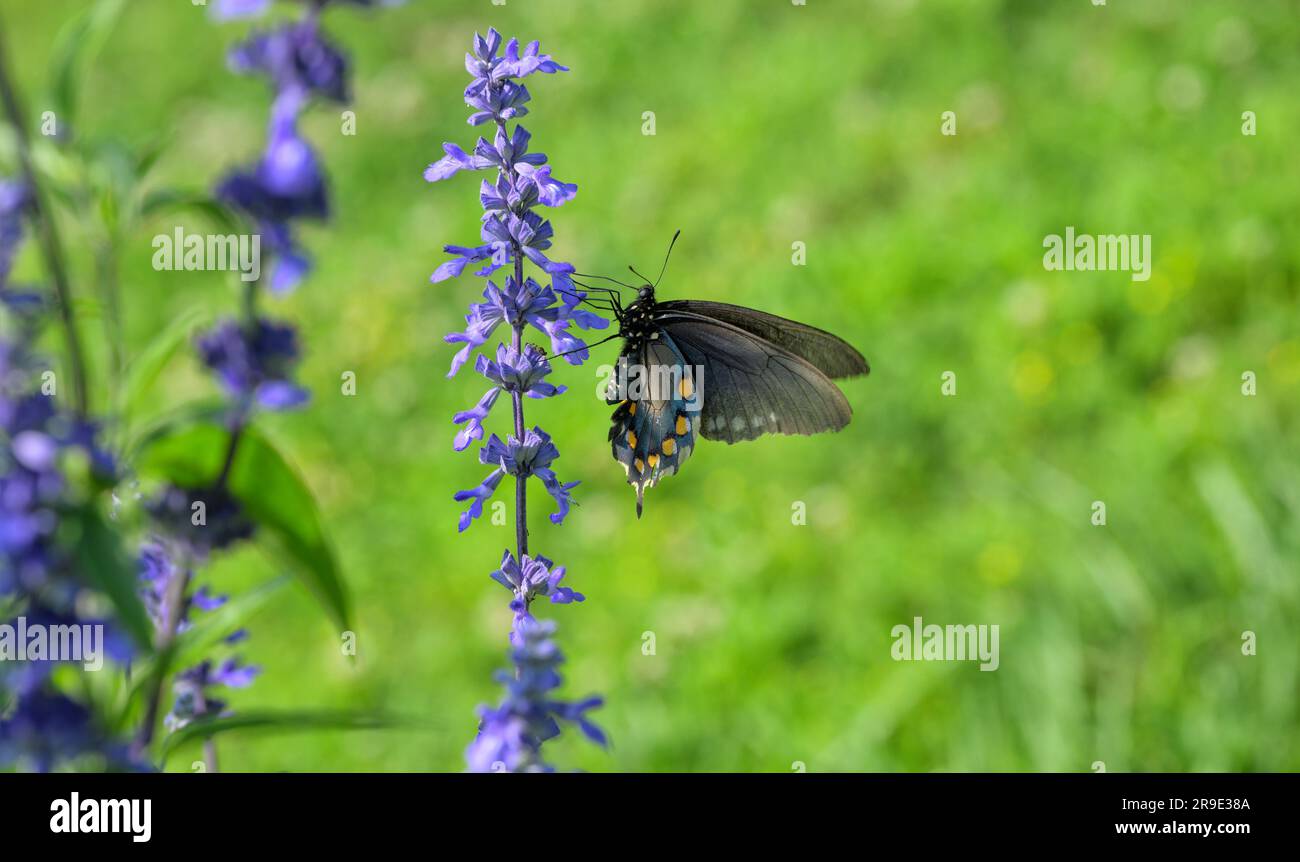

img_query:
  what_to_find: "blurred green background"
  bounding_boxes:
[5,0,1299,771]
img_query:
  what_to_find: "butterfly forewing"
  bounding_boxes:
[652,314,854,444]
[654,301,869,379]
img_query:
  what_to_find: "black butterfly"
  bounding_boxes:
[560,232,869,516]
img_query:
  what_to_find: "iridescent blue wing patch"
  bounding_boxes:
[607,333,701,516]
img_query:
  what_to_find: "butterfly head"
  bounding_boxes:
[619,287,657,340]
[618,282,656,322]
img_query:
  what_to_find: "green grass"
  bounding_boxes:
[5,0,1299,771]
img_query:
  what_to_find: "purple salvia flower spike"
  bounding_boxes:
[427,32,607,770]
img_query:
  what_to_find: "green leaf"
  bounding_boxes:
[131,135,168,185]
[48,0,127,130]
[139,189,241,234]
[160,710,403,764]
[174,576,289,670]
[124,399,230,462]
[136,423,352,631]
[119,306,211,428]
[73,506,153,650]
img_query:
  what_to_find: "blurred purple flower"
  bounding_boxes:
[0,689,146,773]
[229,19,351,103]
[0,180,29,288]
[138,540,259,731]
[216,0,402,18]
[215,96,328,295]
[196,317,309,411]
[166,657,262,732]
[0,201,138,767]
[212,0,272,19]
[145,485,257,558]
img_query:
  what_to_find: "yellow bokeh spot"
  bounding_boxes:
[1267,339,1300,386]
[978,542,1022,586]
[1163,248,1199,297]
[1012,351,1054,400]
[1127,271,1172,316]
[1059,322,1102,366]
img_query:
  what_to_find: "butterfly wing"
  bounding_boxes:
[653,311,854,444]
[654,300,869,379]
[607,334,702,516]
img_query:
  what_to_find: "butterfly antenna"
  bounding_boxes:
[569,279,623,298]
[555,285,614,307]
[628,264,653,285]
[654,229,681,288]
[572,272,638,290]
[569,279,624,317]
[546,331,621,360]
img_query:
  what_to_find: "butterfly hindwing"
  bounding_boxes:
[653,313,853,444]
[607,334,701,515]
